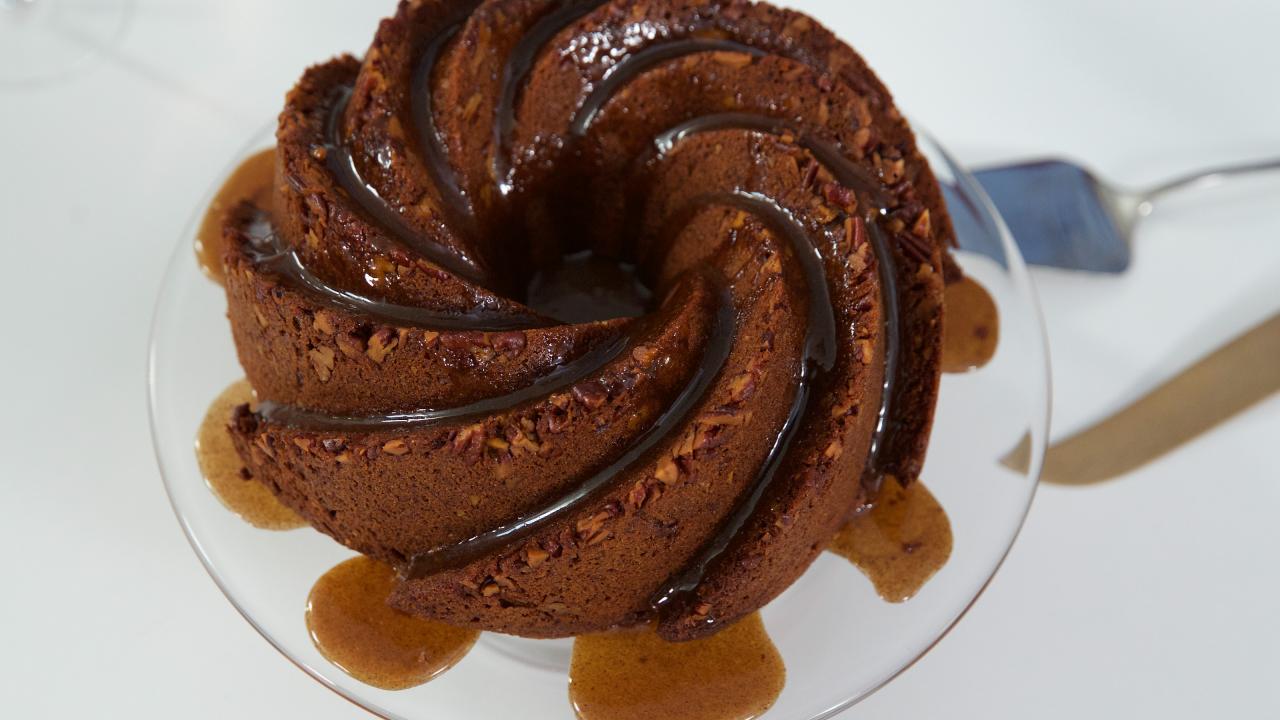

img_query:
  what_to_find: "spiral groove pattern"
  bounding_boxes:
[220,0,953,640]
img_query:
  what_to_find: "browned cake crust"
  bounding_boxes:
[219,0,953,641]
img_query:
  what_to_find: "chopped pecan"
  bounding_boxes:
[366,327,399,364]
[451,424,486,457]
[336,332,365,359]
[526,547,549,568]
[490,331,526,356]
[631,345,657,364]
[626,481,648,509]
[655,456,680,486]
[312,311,336,335]
[911,209,932,239]
[571,381,608,409]
[728,372,756,403]
[308,346,335,382]
[711,51,753,68]
[852,127,872,151]
[883,158,906,185]
[822,182,858,212]
[381,439,409,456]
[509,429,541,454]
[857,339,874,365]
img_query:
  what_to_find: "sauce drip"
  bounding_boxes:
[569,613,784,720]
[195,379,305,530]
[195,148,275,284]
[941,277,998,373]
[828,480,952,602]
[306,556,478,690]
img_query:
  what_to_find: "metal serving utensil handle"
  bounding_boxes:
[1126,155,1280,218]
[1097,156,1280,268]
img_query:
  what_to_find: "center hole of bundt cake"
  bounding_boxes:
[525,250,653,323]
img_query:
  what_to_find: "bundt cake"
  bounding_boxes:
[215,0,956,641]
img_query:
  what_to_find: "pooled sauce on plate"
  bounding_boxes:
[569,612,784,720]
[941,276,999,373]
[306,556,479,690]
[196,148,275,284]
[195,379,305,530]
[829,480,953,602]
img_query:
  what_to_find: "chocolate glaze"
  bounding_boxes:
[650,112,885,203]
[325,85,486,284]
[651,190,836,612]
[863,221,901,474]
[570,39,767,137]
[238,208,540,331]
[405,275,736,579]
[493,0,611,193]
[409,21,479,223]
[256,334,628,429]
[644,111,900,471]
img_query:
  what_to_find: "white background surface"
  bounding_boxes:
[2,0,1277,717]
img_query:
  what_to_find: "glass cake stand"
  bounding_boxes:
[149,125,1049,720]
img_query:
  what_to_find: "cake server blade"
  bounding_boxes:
[1031,312,1280,485]
[964,156,1280,273]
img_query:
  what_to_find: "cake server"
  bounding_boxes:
[964,156,1280,273]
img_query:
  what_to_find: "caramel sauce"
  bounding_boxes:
[196,148,275,284]
[829,481,952,602]
[941,276,999,373]
[195,379,305,530]
[569,612,784,720]
[306,556,478,690]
